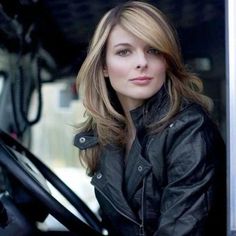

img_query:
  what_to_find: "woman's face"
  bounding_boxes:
[104,25,166,111]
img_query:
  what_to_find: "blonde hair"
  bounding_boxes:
[76,1,212,175]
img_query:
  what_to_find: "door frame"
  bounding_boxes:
[226,0,236,235]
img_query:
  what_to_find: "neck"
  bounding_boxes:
[124,110,136,156]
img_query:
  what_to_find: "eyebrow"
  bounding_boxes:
[114,43,132,48]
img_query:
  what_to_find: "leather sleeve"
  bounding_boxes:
[154,108,226,235]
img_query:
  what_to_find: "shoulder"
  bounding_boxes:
[169,102,215,133]
[164,102,225,154]
[147,102,219,147]
[146,101,224,156]
[146,102,225,183]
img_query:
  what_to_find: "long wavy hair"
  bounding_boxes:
[76,1,212,175]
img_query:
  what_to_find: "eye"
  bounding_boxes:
[116,49,130,56]
[147,48,160,55]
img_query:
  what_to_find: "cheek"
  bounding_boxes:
[154,62,166,77]
[106,62,129,92]
[106,58,129,78]
[160,67,167,78]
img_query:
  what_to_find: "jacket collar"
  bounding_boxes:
[74,85,169,150]
[130,84,169,130]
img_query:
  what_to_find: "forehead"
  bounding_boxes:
[107,25,144,47]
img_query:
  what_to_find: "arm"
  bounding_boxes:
[154,109,226,235]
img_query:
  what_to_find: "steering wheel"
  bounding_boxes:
[0,130,104,236]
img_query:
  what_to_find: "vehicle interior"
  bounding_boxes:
[0,0,228,235]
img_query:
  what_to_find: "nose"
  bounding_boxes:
[136,52,148,69]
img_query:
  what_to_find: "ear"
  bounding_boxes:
[103,66,109,77]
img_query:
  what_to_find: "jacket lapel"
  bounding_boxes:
[125,138,152,200]
[91,146,138,222]
[91,138,151,221]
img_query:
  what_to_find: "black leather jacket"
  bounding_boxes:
[74,86,226,236]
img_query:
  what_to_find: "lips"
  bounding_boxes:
[129,76,153,85]
[130,76,152,81]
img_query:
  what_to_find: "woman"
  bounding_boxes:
[74,1,226,235]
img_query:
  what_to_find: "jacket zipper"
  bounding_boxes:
[94,185,141,227]
[139,225,145,236]
[139,178,146,236]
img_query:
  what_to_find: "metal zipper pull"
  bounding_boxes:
[139,225,145,236]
